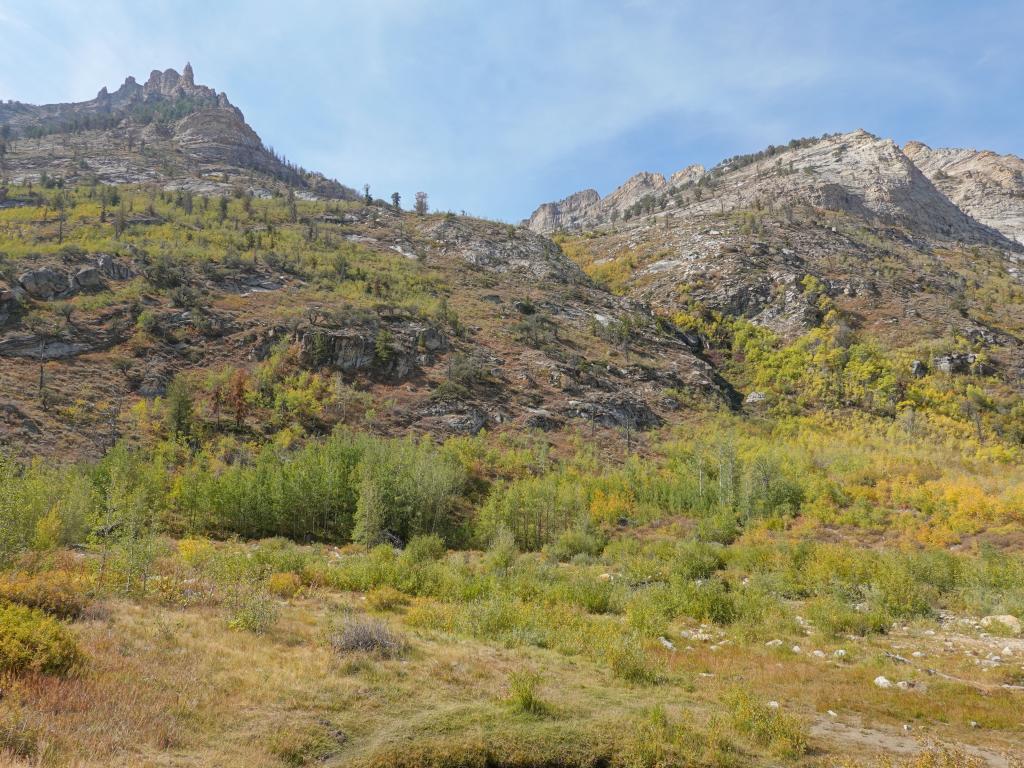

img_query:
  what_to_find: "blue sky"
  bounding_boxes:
[1,1,1022,221]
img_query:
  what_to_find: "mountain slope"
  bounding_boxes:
[526,131,1024,421]
[0,64,357,200]
[0,68,729,459]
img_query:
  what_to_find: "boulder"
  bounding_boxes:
[73,267,106,291]
[744,391,767,405]
[873,676,894,689]
[18,268,70,299]
[524,409,562,431]
[934,353,972,374]
[418,327,446,352]
[442,409,487,435]
[96,254,134,280]
[910,360,927,378]
[300,323,445,383]
[563,397,662,430]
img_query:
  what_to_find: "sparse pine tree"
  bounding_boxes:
[164,375,194,438]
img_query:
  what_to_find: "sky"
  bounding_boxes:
[1,1,1022,221]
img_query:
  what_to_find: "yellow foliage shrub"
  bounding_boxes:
[266,572,302,599]
[0,571,90,620]
[365,586,410,612]
[0,602,82,676]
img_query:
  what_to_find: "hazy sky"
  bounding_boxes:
[1,1,1022,221]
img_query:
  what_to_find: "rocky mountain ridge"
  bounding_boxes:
[0,63,235,132]
[527,130,1023,249]
[0,65,358,200]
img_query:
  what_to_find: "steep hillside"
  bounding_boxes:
[528,132,1024,407]
[0,186,728,458]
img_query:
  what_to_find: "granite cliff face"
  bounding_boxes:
[0,65,358,200]
[902,141,1024,246]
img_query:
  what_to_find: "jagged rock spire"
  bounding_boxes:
[183,62,194,86]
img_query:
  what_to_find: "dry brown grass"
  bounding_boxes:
[1,575,1021,767]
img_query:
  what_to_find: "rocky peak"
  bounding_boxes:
[903,140,1024,245]
[526,165,708,233]
[528,129,1017,247]
[669,164,705,187]
[0,64,359,202]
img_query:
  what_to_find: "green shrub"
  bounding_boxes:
[545,526,606,562]
[869,562,935,620]
[805,594,889,636]
[626,586,673,637]
[673,577,737,625]
[483,527,518,574]
[0,602,82,676]
[366,586,410,612]
[695,511,740,545]
[226,585,280,634]
[672,540,725,580]
[402,534,447,564]
[555,577,623,615]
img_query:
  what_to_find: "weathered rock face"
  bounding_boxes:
[73,267,105,291]
[97,254,134,280]
[933,352,993,376]
[424,217,589,283]
[18,268,70,300]
[903,141,1024,246]
[298,322,449,383]
[525,167,706,232]
[526,189,601,232]
[562,396,662,430]
[173,109,268,170]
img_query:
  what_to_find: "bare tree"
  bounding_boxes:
[414,191,428,216]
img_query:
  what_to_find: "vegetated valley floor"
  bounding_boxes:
[1,177,1023,767]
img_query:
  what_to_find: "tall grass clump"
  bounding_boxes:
[506,672,552,716]
[725,688,807,758]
